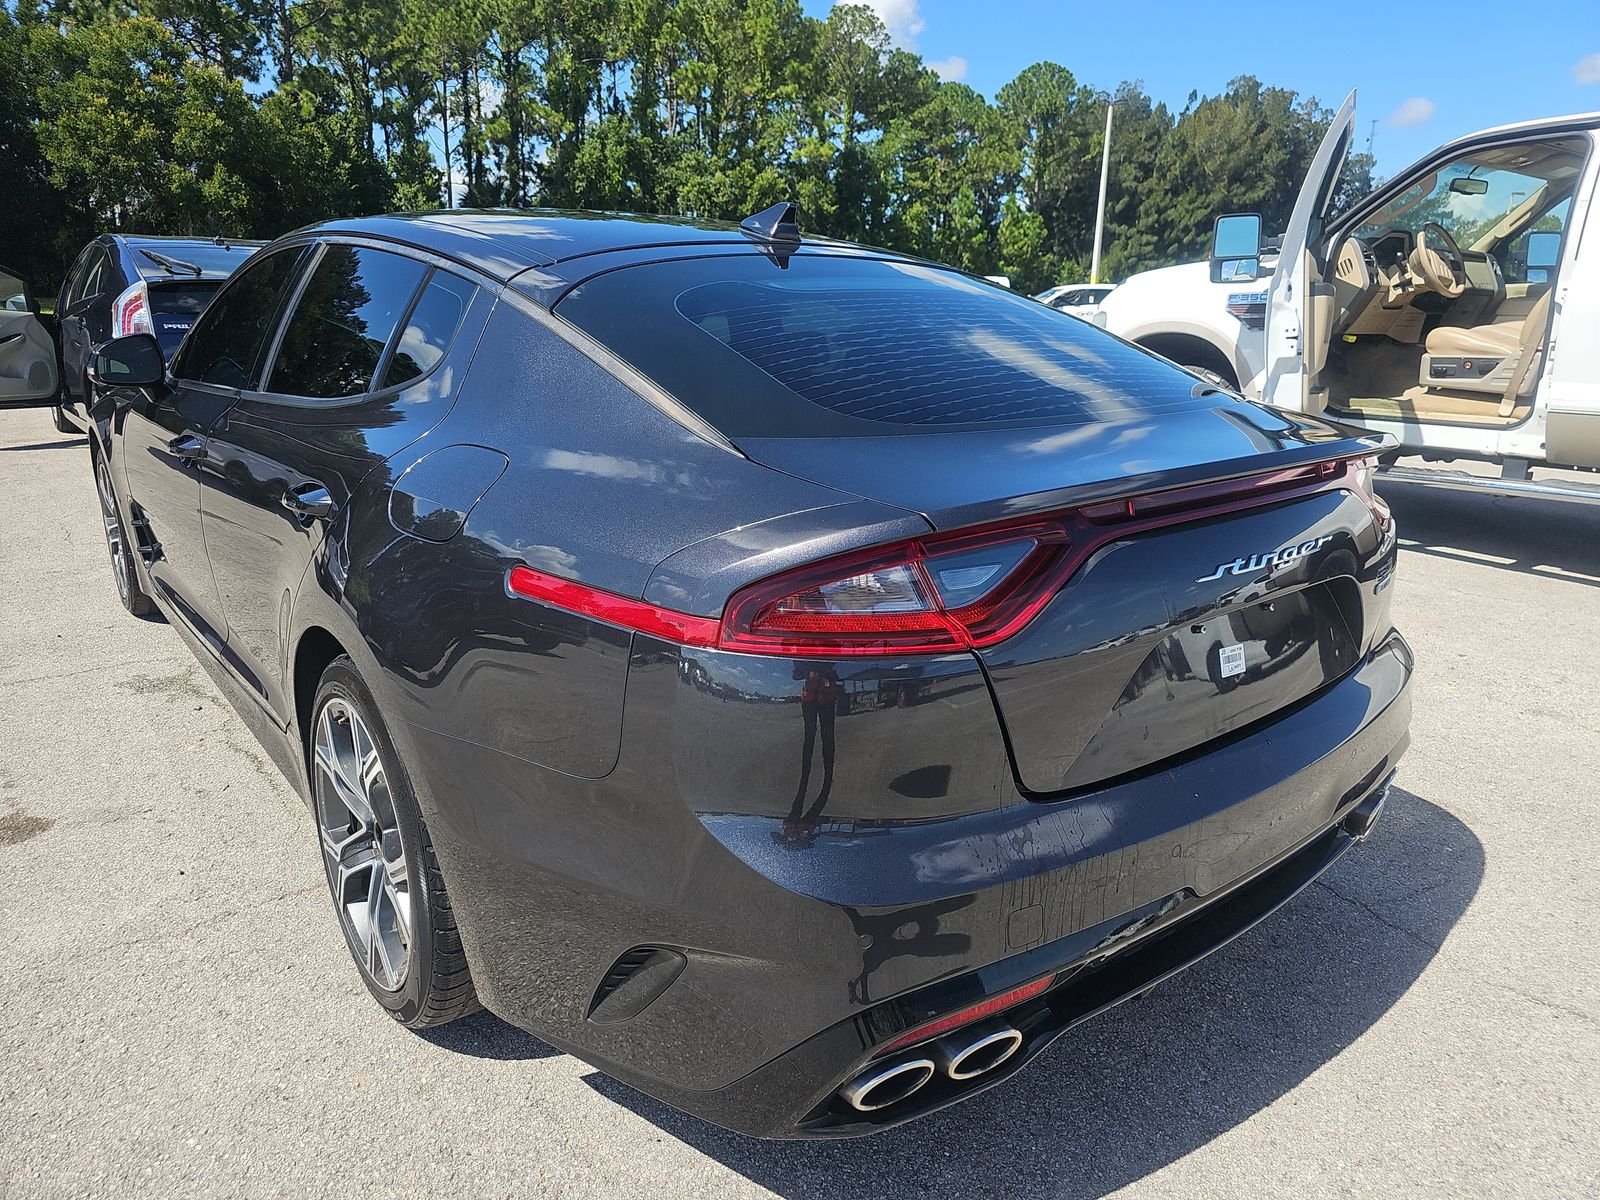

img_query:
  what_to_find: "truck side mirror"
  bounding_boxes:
[1210,214,1263,283]
[1525,230,1561,273]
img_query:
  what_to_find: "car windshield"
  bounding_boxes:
[1354,138,1587,244]
[554,255,1201,439]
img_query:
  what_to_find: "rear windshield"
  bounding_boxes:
[554,255,1202,438]
[130,241,264,280]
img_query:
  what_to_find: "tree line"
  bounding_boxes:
[1,1,1374,295]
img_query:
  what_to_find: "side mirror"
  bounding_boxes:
[90,333,166,388]
[1210,214,1263,282]
[1525,230,1561,272]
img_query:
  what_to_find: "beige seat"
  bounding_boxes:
[1419,291,1551,414]
[1425,320,1523,357]
[1424,290,1550,359]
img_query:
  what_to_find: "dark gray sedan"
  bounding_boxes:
[82,204,1410,1138]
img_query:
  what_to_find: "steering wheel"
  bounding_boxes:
[1410,222,1467,297]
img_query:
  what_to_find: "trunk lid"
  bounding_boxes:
[147,281,221,356]
[736,401,1386,795]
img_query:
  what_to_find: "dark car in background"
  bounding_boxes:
[53,234,264,432]
[82,205,1410,1138]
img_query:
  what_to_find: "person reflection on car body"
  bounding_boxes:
[775,663,842,849]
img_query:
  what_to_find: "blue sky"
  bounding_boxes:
[809,0,1600,177]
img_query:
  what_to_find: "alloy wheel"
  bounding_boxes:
[95,457,128,602]
[313,697,412,992]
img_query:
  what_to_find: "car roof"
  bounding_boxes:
[294,209,920,294]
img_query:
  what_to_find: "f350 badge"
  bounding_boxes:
[1197,535,1332,582]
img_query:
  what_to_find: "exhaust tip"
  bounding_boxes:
[840,1057,937,1112]
[933,1022,1024,1080]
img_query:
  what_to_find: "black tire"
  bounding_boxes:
[92,447,156,617]
[52,404,75,434]
[309,656,480,1028]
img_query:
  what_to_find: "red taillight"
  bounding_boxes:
[507,566,721,646]
[877,976,1054,1056]
[111,282,152,338]
[718,522,1071,656]
[506,452,1372,657]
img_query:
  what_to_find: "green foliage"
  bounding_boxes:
[2,1,1367,298]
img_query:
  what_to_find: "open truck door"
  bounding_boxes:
[1210,91,1356,412]
[0,264,61,410]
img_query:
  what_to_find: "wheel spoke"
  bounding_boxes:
[313,695,411,993]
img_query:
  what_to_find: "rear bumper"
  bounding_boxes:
[406,629,1412,1139]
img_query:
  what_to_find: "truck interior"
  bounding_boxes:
[1317,137,1587,428]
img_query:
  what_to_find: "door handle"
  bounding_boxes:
[281,482,336,521]
[167,434,204,461]
[0,332,20,348]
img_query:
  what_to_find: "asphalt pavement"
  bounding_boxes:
[1,406,1596,1199]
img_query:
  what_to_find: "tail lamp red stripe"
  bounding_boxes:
[876,976,1055,1056]
[507,452,1383,658]
[507,567,720,647]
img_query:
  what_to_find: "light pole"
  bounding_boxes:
[1090,99,1115,284]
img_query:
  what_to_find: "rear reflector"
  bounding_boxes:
[876,976,1054,1056]
[506,452,1379,657]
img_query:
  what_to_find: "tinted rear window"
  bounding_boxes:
[555,255,1202,438]
[130,241,264,279]
[382,270,475,389]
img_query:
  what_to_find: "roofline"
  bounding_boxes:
[294,208,932,283]
[113,234,267,244]
[1444,111,1600,144]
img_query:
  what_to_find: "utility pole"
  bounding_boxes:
[1091,100,1115,285]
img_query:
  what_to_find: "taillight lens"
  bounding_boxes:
[718,523,1071,656]
[1348,455,1392,534]
[111,282,152,337]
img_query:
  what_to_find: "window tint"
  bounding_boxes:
[556,256,1199,438]
[170,247,306,388]
[383,271,475,388]
[73,251,108,305]
[267,246,427,399]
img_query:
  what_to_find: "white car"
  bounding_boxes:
[1100,96,1600,505]
[1037,283,1116,319]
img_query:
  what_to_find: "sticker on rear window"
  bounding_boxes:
[1219,643,1246,679]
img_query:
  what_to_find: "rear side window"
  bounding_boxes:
[382,271,475,388]
[267,246,427,399]
[555,256,1200,438]
[170,247,306,388]
[71,250,109,306]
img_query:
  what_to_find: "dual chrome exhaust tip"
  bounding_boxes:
[840,1020,1024,1112]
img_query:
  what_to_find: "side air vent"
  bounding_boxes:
[587,946,688,1025]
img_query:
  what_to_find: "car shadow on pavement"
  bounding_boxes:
[415,1009,561,1060]
[581,787,1481,1199]
[0,436,86,453]
[1381,481,1600,586]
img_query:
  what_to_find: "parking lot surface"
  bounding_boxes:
[2,406,1597,1199]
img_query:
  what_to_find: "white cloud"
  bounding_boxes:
[1575,53,1600,84]
[1385,97,1435,129]
[927,55,967,82]
[842,0,925,46]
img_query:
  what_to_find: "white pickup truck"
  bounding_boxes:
[1099,96,1600,504]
